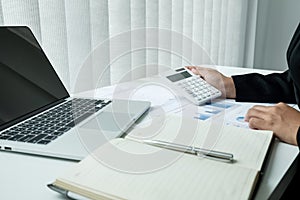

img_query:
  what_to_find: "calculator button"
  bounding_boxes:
[175,76,221,105]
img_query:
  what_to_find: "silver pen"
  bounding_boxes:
[143,139,234,163]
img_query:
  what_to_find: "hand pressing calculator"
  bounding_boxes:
[163,68,222,105]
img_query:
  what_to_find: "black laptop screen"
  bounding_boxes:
[0,27,69,130]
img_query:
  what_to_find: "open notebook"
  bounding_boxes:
[49,115,273,200]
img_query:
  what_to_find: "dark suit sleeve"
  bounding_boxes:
[232,70,297,103]
[288,36,300,107]
[287,24,300,148]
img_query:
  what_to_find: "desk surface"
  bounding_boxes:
[0,66,298,199]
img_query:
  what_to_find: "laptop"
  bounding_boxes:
[0,26,151,160]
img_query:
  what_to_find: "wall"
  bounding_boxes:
[254,0,300,71]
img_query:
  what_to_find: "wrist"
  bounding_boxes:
[224,77,236,99]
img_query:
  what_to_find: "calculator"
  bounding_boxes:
[163,68,222,105]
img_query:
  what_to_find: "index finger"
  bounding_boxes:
[248,117,272,130]
[245,105,271,121]
[249,105,270,112]
[185,66,203,76]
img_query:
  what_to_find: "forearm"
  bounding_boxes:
[231,71,296,103]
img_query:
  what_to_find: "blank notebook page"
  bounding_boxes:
[57,138,258,200]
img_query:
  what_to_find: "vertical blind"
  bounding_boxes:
[0,0,257,92]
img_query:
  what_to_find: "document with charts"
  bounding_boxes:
[49,115,273,200]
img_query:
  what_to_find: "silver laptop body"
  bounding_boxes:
[0,26,150,160]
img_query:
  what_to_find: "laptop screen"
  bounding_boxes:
[0,27,69,130]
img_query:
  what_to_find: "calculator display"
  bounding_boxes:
[166,71,192,82]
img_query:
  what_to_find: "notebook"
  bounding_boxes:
[49,115,273,200]
[0,26,150,160]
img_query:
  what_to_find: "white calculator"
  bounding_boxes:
[163,68,222,105]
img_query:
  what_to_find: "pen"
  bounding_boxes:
[143,140,234,163]
[48,183,89,200]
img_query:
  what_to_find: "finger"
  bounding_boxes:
[248,117,272,130]
[191,68,201,76]
[186,66,195,70]
[186,66,206,72]
[185,66,204,77]
[185,66,199,74]
[249,104,286,118]
[186,66,201,72]
[245,107,268,121]
[249,105,270,112]
[186,66,203,69]
[244,105,277,121]
[185,66,194,71]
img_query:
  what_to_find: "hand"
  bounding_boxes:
[245,102,300,146]
[186,66,236,98]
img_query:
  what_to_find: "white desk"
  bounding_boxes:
[0,66,298,199]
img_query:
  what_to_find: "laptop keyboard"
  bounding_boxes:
[0,98,111,145]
